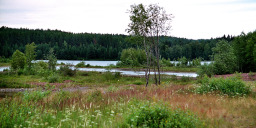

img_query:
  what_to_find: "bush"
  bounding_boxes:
[104,71,121,80]
[161,58,174,67]
[75,61,86,68]
[197,63,214,77]
[59,64,76,76]
[196,75,251,96]
[48,73,60,83]
[11,50,26,70]
[177,56,188,67]
[126,101,202,128]
[191,58,201,67]
[120,48,146,67]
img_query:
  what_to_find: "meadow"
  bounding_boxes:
[0,69,256,128]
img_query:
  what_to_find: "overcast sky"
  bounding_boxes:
[0,0,256,39]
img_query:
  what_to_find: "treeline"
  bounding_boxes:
[0,26,232,60]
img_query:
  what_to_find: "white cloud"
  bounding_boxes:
[0,0,256,39]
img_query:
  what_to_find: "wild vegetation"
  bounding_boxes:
[1,2,256,127]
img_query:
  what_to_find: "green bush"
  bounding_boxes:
[161,58,174,67]
[177,56,188,67]
[75,61,86,68]
[120,48,146,67]
[197,63,214,77]
[104,71,121,80]
[48,73,60,83]
[11,50,26,70]
[126,101,202,128]
[59,64,77,76]
[196,75,251,96]
[191,58,201,67]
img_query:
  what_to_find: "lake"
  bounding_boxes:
[0,60,205,77]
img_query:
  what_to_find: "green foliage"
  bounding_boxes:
[23,90,51,102]
[104,71,121,81]
[120,48,146,67]
[46,48,57,71]
[47,73,60,83]
[25,42,36,69]
[75,61,86,68]
[191,58,201,67]
[11,50,26,70]
[178,56,188,67]
[233,31,256,72]
[59,64,77,76]
[133,80,144,85]
[196,75,251,96]
[126,101,202,128]
[197,63,214,77]
[161,58,174,67]
[212,40,237,75]
[0,99,35,128]
[0,56,10,63]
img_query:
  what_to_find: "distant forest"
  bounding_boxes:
[0,26,233,60]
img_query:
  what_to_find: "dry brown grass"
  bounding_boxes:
[104,84,256,127]
[36,83,256,127]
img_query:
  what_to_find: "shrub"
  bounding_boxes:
[48,73,60,83]
[126,101,202,128]
[133,81,143,85]
[191,58,201,67]
[59,64,76,76]
[120,48,146,67]
[197,63,214,77]
[177,56,188,67]
[196,75,251,96]
[75,61,86,68]
[104,71,121,80]
[180,76,190,82]
[45,48,57,71]
[161,58,174,67]
[11,50,26,70]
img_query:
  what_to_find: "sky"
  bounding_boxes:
[0,0,256,39]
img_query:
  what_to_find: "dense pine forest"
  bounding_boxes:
[0,26,233,60]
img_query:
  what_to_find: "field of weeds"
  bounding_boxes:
[0,71,256,127]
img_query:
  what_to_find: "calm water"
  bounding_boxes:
[0,60,205,77]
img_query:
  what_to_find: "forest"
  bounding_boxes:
[0,26,233,60]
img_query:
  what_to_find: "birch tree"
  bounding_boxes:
[127,3,172,86]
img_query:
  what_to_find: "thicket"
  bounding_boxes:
[196,75,251,96]
[125,101,203,128]
[119,48,146,67]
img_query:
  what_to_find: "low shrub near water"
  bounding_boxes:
[196,75,251,96]
[75,61,86,68]
[59,64,77,76]
[125,101,203,128]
